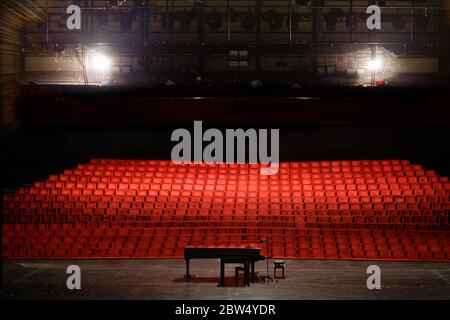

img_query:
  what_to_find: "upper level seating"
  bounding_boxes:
[2,159,450,261]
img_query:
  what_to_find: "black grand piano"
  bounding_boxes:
[184,247,265,286]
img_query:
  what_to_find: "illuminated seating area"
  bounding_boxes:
[2,159,450,261]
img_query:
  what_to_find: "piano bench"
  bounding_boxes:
[274,260,285,279]
[235,266,246,287]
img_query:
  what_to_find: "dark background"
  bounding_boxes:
[2,86,450,190]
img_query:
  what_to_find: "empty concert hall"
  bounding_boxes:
[0,0,449,315]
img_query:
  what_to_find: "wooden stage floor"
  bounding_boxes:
[1,259,449,300]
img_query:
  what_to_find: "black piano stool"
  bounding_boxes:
[274,260,285,279]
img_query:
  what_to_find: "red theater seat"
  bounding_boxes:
[2,159,449,261]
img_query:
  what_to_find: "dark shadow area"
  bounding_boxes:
[173,276,255,287]
[16,86,450,125]
[2,123,450,190]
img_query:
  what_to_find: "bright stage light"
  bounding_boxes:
[367,58,382,72]
[89,53,112,72]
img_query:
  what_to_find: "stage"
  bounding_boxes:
[1,259,449,300]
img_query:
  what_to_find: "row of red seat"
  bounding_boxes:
[52,168,440,176]
[3,220,447,233]
[44,173,443,183]
[5,226,448,240]
[64,161,430,168]
[13,187,450,197]
[79,159,415,168]
[49,161,444,178]
[4,205,450,217]
[88,159,410,165]
[49,169,443,178]
[2,159,450,261]
[4,242,448,260]
[5,194,449,202]
[7,194,450,207]
[4,201,450,211]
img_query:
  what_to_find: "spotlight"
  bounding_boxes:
[205,9,222,31]
[263,9,282,31]
[367,58,382,72]
[240,11,258,31]
[89,53,112,72]
[176,10,194,31]
[294,0,311,6]
[133,0,147,6]
[106,0,126,6]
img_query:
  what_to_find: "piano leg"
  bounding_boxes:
[184,258,191,281]
[244,261,250,286]
[220,259,225,287]
[250,261,259,281]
